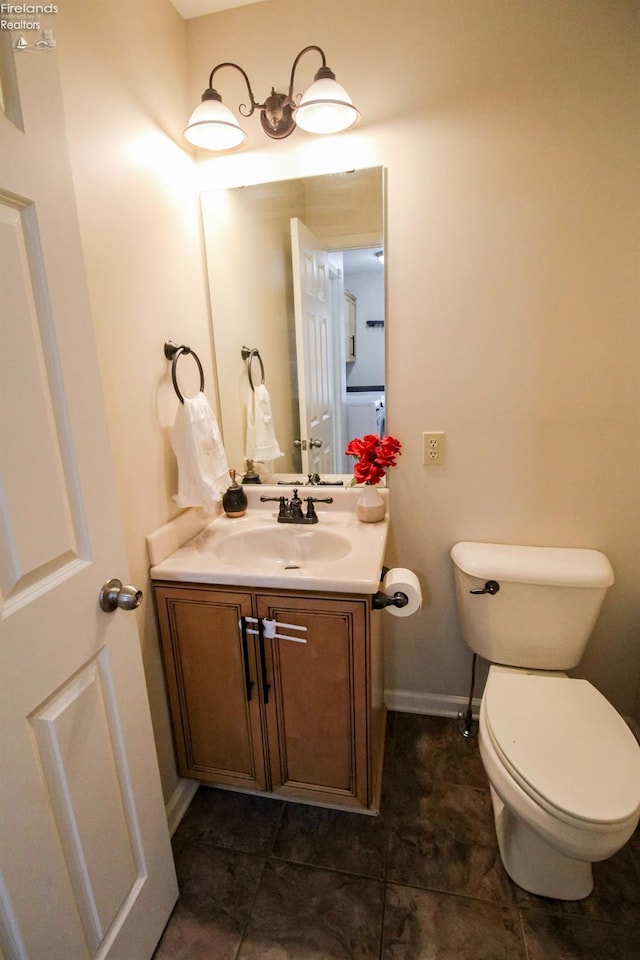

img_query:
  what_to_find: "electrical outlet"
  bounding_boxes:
[423,431,445,465]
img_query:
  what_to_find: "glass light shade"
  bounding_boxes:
[294,77,360,134]
[183,97,247,151]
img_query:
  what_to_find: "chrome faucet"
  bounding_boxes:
[260,488,333,524]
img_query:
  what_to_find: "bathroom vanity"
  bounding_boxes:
[148,486,389,813]
[153,582,384,811]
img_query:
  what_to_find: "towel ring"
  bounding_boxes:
[241,346,265,392]
[164,340,205,403]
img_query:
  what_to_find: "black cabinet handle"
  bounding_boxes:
[258,618,270,704]
[239,618,254,701]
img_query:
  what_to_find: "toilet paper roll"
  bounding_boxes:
[381,568,422,617]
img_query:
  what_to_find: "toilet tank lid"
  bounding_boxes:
[450,542,614,588]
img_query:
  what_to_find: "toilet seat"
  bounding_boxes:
[483,671,640,827]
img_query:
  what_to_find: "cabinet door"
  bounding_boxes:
[256,594,370,809]
[154,585,267,791]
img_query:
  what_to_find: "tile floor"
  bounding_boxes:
[153,712,640,959]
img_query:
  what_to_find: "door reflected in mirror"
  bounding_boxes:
[201,167,385,478]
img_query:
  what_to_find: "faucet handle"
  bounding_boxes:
[260,494,288,518]
[304,495,333,523]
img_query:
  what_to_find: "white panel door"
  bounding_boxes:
[290,218,337,474]
[0,24,177,960]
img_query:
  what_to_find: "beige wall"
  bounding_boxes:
[53,0,640,802]
[188,0,640,717]
[55,0,213,801]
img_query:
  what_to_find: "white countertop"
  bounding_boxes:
[148,486,389,595]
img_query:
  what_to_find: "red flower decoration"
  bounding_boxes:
[345,434,402,485]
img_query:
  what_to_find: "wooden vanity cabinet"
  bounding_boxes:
[153,582,385,812]
[153,586,266,792]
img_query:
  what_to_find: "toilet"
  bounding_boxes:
[450,541,640,900]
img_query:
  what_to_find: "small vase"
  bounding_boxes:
[355,483,386,523]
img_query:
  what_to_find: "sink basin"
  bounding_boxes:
[149,498,389,594]
[215,525,352,569]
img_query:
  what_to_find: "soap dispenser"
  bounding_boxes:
[242,459,262,484]
[222,470,248,517]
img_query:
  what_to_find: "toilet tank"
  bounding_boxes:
[450,542,614,670]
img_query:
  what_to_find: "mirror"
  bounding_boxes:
[201,167,385,479]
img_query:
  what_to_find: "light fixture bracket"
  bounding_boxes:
[260,89,296,139]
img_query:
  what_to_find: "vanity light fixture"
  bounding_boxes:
[183,45,360,152]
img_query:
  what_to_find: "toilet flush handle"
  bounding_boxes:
[470,580,500,595]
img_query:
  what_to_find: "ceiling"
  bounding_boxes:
[342,249,384,276]
[169,0,267,19]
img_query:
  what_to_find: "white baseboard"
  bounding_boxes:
[384,688,482,719]
[165,778,199,837]
[385,691,640,744]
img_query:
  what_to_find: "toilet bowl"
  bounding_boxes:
[479,665,640,899]
[450,541,640,900]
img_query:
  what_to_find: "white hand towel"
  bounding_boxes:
[246,383,283,462]
[172,392,229,513]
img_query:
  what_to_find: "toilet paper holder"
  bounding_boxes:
[372,589,409,610]
[373,566,422,616]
